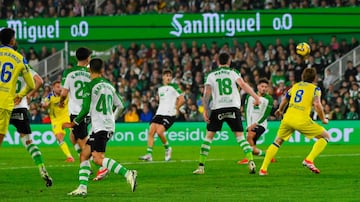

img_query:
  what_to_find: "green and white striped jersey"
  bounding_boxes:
[61,66,90,115]
[74,77,124,133]
[204,67,242,110]
[244,94,273,129]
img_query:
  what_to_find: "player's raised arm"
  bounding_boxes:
[313,88,328,124]
[275,92,290,118]
[236,76,261,105]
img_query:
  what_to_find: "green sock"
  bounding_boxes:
[164,142,170,150]
[199,138,212,166]
[26,143,44,166]
[79,160,91,187]
[21,136,44,166]
[236,136,253,161]
[103,158,128,177]
[258,150,265,156]
[146,147,153,155]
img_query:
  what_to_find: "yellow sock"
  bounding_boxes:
[59,142,72,158]
[260,143,280,171]
[306,138,328,162]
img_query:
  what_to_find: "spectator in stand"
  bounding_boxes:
[124,104,140,122]
[350,36,359,49]
[323,69,337,89]
[139,102,154,122]
[186,103,204,122]
[344,61,357,81]
[346,105,359,120]
[39,46,50,60]
[28,52,39,67]
[29,103,42,124]
[331,105,343,120]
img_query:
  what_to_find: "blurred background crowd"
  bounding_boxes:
[2,0,359,123]
[1,0,360,19]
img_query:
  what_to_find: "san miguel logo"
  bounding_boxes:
[169,13,260,37]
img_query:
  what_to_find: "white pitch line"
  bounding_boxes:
[1,153,359,170]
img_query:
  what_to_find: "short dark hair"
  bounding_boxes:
[0,28,15,45]
[258,77,269,85]
[89,58,103,73]
[302,67,317,83]
[76,47,92,61]
[52,80,61,86]
[162,68,173,76]
[218,52,230,65]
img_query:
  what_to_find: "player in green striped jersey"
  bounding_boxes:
[238,78,275,164]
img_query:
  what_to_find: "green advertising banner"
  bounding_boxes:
[2,121,359,147]
[0,7,359,43]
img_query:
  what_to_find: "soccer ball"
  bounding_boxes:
[296,42,311,57]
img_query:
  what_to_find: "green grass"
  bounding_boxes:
[0,144,359,202]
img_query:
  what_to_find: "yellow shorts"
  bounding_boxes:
[51,117,70,136]
[277,118,325,141]
[0,108,12,134]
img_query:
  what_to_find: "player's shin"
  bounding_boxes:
[306,138,328,162]
[199,137,212,166]
[236,135,253,160]
[79,160,91,188]
[260,142,280,171]
[21,134,44,166]
[102,157,128,176]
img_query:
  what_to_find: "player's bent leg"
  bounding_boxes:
[259,137,284,175]
[20,134,53,187]
[156,125,172,161]
[302,130,329,174]
[101,157,137,192]
[194,132,215,174]
[235,132,254,162]
[56,133,74,162]
[92,152,110,181]
[139,124,156,161]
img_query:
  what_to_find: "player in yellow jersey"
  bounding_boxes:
[0,28,35,145]
[42,80,75,162]
[259,68,330,176]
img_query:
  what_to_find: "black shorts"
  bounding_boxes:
[247,125,266,145]
[151,115,176,130]
[207,107,244,132]
[10,108,31,134]
[70,114,90,140]
[87,130,113,152]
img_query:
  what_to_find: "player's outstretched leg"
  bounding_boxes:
[259,142,280,176]
[68,160,91,196]
[21,135,53,187]
[102,158,137,192]
[165,146,172,161]
[193,137,212,175]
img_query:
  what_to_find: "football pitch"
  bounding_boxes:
[1,144,359,202]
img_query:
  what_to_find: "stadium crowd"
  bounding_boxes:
[1,0,360,19]
[2,0,359,123]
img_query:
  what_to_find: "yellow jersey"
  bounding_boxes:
[284,81,321,121]
[0,46,34,110]
[44,92,69,121]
